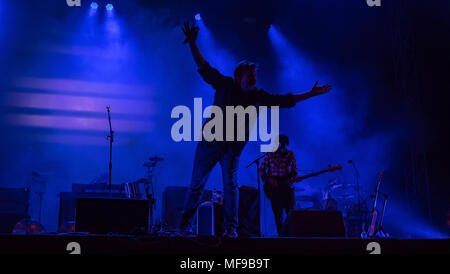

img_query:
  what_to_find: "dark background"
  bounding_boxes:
[0,0,448,236]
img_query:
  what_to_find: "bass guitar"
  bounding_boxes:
[263,164,343,200]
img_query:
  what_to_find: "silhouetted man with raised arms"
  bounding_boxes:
[179,21,331,237]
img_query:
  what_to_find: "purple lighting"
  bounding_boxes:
[6,92,157,116]
[7,114,154,133]
[12,77,151,97]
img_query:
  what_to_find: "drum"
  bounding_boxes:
[124,182,141,199]
[324,198,338,211]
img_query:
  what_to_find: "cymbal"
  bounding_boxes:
[149,156,164,162]
[135,178,150,184]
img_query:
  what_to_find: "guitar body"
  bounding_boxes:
[263,179,290,201]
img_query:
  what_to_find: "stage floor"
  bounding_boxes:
[0,234,448,254]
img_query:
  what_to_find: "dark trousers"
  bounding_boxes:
[268,185,295,236]
[180,141,239,231]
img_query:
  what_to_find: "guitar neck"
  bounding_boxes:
[296,169,330,182]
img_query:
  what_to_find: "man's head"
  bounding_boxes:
[277,134,289,153]
[234,61,257,91]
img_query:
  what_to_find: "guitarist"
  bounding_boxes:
[259,134,298,236]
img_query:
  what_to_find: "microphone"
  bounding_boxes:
[348,160,359,176]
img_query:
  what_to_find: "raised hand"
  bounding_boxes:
[182,21,199,45]
[310,81,332,95]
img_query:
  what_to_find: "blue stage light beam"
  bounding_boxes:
[89,2,99,17]
[195,13,201,21]
[268,24,317,89]
[195,19,237,77]
[106,4,114,11]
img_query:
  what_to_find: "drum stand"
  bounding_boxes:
[144,180,156,231]
[143,156,163,233]
[106,106,114,193]
[349,160,366,237]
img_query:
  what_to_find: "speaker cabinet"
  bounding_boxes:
[196,202,224,236]
[286,210,346,237]
[75,198,149,234]
[0,188,30,233]
[162,186,260,235]
[162,187,216,230]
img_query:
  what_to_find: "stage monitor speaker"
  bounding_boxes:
[0,213,28,233]
[0,188,30,233]
[162,186,259,234]
[59,192,127,227]
[196,202,224,236]
[75,198,149,234]
[0,188,30,214]
[286,210,346,237]
[162,186,214,230]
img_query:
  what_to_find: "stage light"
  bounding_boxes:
[106,3,114,11]
[90,2,98,9]
[195,13,201,21]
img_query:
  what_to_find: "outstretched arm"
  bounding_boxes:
[182,21,206,68]
[256,81,332,108]
[294,81,332,103]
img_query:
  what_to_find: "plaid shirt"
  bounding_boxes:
[259,149,298,179]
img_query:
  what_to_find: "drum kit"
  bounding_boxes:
[321,177,375,237]
[324,178,365,210]
[121,154,384,237]
[292,175,371,237]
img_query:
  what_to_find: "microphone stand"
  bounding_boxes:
[246,153,266,237]
[106,106,114,193]
[349,160,361,210]
[349,160,365,238]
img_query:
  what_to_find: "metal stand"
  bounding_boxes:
[374,193,389,238]
[348,160,361,211]
[348,160,366,238]
[246,153,266,237]
[106,106,114,193]
[37,180,45,223]
[31,171,45,223]
[143,156,163,232]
